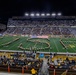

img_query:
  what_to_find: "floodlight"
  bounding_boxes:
[41,13,45,16]
[46,13,50,16]
[51,13,56,16]
[30,13,35,17]
[36,13,40,16]
[25,13,29,16]
[57,13,62,16]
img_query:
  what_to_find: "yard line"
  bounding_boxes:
[70,42,76,52]
[8,37,26,50]
[26,41,33,49]
[65,41,76,53]
[41,42,43,48]
[69,45,76,52]
[8,37,34,51]
[23,38,35,49]
[72,41,76,47]
[53,38,59,52]
[33,40,38,48]
[40,40,48,52]
[62,41,69,52]
[41,41,43,52]
[1,36,14,44]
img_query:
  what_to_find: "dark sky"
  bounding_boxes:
[0,0,76,17]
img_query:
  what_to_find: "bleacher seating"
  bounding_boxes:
[4,18,76,36]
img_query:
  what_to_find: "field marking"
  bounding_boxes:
[0,36,14,45]
[8,37,25,50]
[1,49,76,54]
[53,38,59,52]
[72,41,76,47]
[22,38,32,49]
[8,37,35,50]
[33,40,38,48]
[2,36,76,53]
[70,41,76,52]
[0,37,18,50]
[25,39,37,50]
[66,41,76,52]
[40,40,47,52]
[34,42,37,48]
[69,45,76,52]
[64,40,76,52]
[41,42,43,49]
[61,41,69,52]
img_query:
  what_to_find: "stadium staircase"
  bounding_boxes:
[38,58,49,75]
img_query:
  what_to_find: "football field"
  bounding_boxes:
[0,36,76,53]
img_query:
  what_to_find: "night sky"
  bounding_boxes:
[0,0,76,17]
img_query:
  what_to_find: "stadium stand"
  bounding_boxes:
[4,18,76,37]
[1,16,76,75]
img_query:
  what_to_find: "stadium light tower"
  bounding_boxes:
[30,13,35,17]
[25,13,29,16]
[51,13,56,16]
[41,13,45,16]
[46,13,50,16]
[57,13,62,16]
[36,13,40,16]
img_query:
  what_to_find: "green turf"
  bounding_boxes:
[0,36,76,53]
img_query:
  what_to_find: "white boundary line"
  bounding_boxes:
[8,37,26,50]
[53,38,59,52]
[0,50,76,55]
[65,40,76,52]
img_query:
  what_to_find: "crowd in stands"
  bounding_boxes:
[0,52,76,70]
[0,52,42,71]
[0,51,76,75]
[4,19,76,36]
[5,27,72,36]
[8,19,76,26]
[49,57,76,70]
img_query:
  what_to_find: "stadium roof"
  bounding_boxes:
[0,0,76,18]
